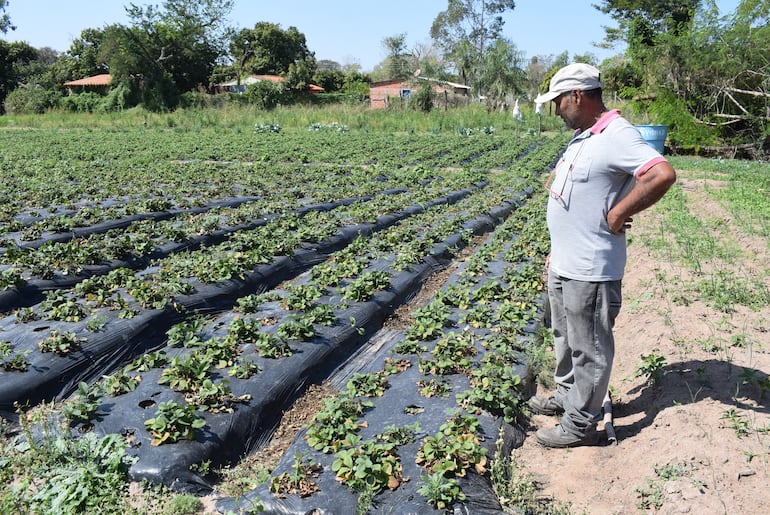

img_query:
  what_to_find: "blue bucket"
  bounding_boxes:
[635,125,668,154]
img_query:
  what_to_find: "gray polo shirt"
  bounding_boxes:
[546,110,666,281]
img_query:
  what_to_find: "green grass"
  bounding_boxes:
[638,160,770,314]
[0,101,569,135]
[669,156,770,240]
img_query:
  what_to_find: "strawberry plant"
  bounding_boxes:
[0,266,24,290]
[250,332,293,358]
[277,315,315,341]
[166,317,207,348]
[458,356,523,423]
[228,359,261,379]
[472,280,507,302]
[61,381,103,424]
[159,353,212,392]
[459,303,493,328]
[305,395,372,453]
[282,283,325,311]
[38,329,83,355]
[0,340,30,372]
[144,400,206,446]
[331,435,403,494]
[341,270,391,302]
[303,303,337,326]
[437,284,473,309]
[227,317,262,342]
[416,414,488,478]
[394,338,427,355]
[202,336,241,368]
[101,370,141,396]
[184,378,251,413]
[417,378,451,398]
[125,350,168,372]
[40,290,88,322]
[15,307,39,322]
[382,357,411,375]
[346,371,389,397]
[405,299,451,341]
[418,331,477,375]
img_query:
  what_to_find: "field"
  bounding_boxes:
[0,109,768,514]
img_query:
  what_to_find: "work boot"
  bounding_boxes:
[535,424,600,448]
[528,395,564,416]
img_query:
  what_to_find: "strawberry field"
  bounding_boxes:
[0,125,566,514]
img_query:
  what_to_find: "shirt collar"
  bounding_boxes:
[571,109,621,141]
[589,109,621,134]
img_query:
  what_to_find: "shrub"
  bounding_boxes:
[245,80,290,110]
[102,81,140,111]
[59,92,106,113]
[629,90,720,149]
[410,83,436,113]
[3,84,61,114]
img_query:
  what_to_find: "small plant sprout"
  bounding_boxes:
[633,349,667,385]
[269,453,321,498]
[418,471,466,510]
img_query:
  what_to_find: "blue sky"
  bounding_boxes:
[5,1,740,72]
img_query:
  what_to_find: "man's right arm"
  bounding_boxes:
[607,162,677,234]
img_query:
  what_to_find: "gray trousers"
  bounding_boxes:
[547,272,622,437]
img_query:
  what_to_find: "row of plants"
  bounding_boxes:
[2,134,568,301]
[0,136,567,408]
[0,177,495,416]
[0,125,564,513]
[0,158,448,241]
[0,166,482,294]
[226,180,554,514]
[3,154,546,503]
[0,136,565,395]
[0,128,538,226]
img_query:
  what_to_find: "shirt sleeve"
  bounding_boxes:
[611,123,668,179]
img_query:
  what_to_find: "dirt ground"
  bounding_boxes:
[202,176,770,514]
[517,176,770,514]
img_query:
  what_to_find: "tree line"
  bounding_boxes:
[0,0,768,153]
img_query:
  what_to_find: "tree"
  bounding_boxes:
[382,33,412,80]
[599,0,770,151]
[313,68,345,92]
[103,0,233,110]
[410,82,435,112]
[12,46,61,90]
[411,41,452,81]
[525,55,554,101]
[430,0,515,91]
[54,28,111,83]
[284,55,315,92]
[431,1,515,62]
[0,40,36,109]
[0,0,13,34]
[476,38,526,108]
[232,22,315,78]
[672,0,770,146]
[595,0,701,39]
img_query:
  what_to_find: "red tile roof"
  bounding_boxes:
[63,74,112,87]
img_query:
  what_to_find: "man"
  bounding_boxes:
[530,63,676,448]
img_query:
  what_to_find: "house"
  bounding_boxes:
[63,74,112,94]
[369,77,471,109]
[213,74,324,94]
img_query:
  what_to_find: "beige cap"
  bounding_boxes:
[534,63,602,104]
